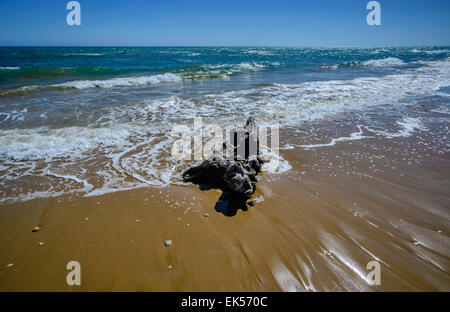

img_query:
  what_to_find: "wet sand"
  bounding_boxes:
[0,126,449,292]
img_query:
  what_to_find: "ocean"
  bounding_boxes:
[1,46,449,203]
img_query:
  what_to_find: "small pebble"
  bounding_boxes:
[164,240,172,246]
[85,218,89,221]
[203,213,209,217]
[32,226,40,233]
[136,219,141,223]
[168,265,172,269]
[186,223,190,227]
[6,263,14,268]
[313,192,319,196]
[38,242,44,246]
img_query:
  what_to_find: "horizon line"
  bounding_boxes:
[1,44,449,48]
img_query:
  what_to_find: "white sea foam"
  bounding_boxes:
[0,125,135,161]
[320,64,338,71]
[180,62,271,81]
[199,58,449,126]
[64,53,103,56]
[0,109,28,123]
[0,73,182,94]
[430,106,450,114]
[424,50,449,55]
[0,66,20,70]
[369,117,427,138]
[298,117,427,149]
[1,58,449,203]
[205,62,268,72]
[46,171,93,193]
[55,73,182,89]
[362,57,405,67]
[245,50,274,56]
[299,125,369,149]
[320,57,405,71]
[236,62,266,71]
[411,49,449,55]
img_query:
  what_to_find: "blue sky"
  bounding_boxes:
[0,0,449,46]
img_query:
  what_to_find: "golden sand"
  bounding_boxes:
[0,135,449,291]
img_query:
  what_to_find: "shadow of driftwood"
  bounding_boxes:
[214,192,249,217]
[195,185,250,216]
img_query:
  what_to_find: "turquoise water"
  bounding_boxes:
[0,47,449,202]
[1,46,449,91]
[1,46,449,128]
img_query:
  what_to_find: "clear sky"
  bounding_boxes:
[0,0,449,46]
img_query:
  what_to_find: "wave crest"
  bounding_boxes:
[1,73,182,94]
[320,57,406,71]
[57,72,182,89]
[0,66,20,70]
[362,57,405,67]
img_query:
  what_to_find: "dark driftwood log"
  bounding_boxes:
[182,117,264,198]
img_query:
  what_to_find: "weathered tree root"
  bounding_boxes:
[182,117,264,198]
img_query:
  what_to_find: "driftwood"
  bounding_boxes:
[182,117,264,199]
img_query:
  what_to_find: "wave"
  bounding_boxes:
[362,57,406,67]
[3,58,448,128]
[1,73,182,94]
[159,50,201,56]
[171,61,278,81]
[204,58,449,125]
[200,62,268,72]
[320,57,406,71]
[0,125,136,161]
[0,121,289,203]
[0,66,132,82]
[242,62,267,69]
[1,61,275,95]
[0,66,20,70]
[1,58,449,203]
[319,64,339,71]
[64,53,103,56]
[245,50,275,56]
[56,72,182,89]
[411,49,450,55]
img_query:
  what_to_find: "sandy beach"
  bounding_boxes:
[1,121,449,291]
[1,0,450,297]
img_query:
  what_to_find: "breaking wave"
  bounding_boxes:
[1,73,182,94]
[320,57,406,71]
[362,57,406,67]
[0,61,277,95]
[0,66,20,70]
[56,73,182,89]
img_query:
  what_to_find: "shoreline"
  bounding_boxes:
[1,129,448,291]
